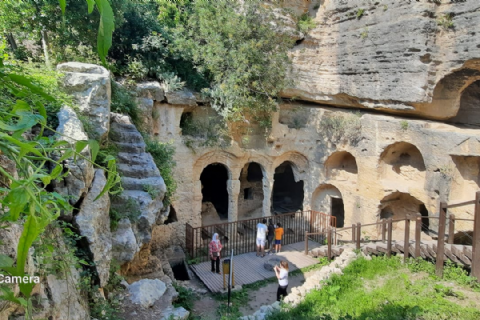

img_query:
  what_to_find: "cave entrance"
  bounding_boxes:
[200,163,229,225]
[420,204,429,232]
[272,161,304,214]
[164,205,178,225]
[238,162,264,219]
[171,260,190,281]
[448,80,480,127]
[331,197,345,228]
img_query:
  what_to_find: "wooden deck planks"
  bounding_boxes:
[190,241,322,292]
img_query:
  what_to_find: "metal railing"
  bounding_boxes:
[303,192,480,282]
[186,210,336,262]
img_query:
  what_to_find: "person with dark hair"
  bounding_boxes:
[209,233,222,274]
[267,219,275,254]
[274,260,289,301]
[275,222,284,253]
[256,218,268,257]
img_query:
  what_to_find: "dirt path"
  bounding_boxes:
[190,270,313,319]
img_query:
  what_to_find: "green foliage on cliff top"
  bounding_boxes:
[172,0,294,127]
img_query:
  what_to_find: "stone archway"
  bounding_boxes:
[272,161,304,214]
[378,192,430,240]
[447,80,480,127]
[311,184,345,228]
[237,162,265,220]
[379,142,426,182]
[200,163,230,225]
[325,151,358,182]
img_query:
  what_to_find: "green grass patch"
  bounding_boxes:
[266,256,480,320]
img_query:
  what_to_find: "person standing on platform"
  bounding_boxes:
[256,218,268,257]
[274,260,289,301]
[275,222,284,253]
[267,219,275,254]
[209,233,222,274]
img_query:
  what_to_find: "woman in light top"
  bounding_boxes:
[209,233,223,274]
[274,260,289,301]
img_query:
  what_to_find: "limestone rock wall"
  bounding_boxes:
[284,0,480,121]
[150,97,480,249]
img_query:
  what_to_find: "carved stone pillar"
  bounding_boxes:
[227,179,241,222]
[193,180,203,227]
[262,172,274,217]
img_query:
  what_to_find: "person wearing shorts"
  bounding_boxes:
[275,222,284,253]
[256,218,268,257]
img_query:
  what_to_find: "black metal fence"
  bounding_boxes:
[186,210,336,262]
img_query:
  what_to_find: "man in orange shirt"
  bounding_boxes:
[274,223,284,253]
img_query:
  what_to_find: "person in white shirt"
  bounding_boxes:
[274,260,289,301]
[256,218,268,257]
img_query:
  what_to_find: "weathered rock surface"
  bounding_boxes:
[165,88,197,106]
[57,62,111,140]
[109,113,167,264]
[75,169,112,287]
[128,279,167,308]
[112,219,140,264]
[159,306,189,320]
[136,81,165,101]
[53,106,94,206]
[285,0,480,120]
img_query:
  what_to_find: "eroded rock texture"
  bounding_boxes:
[109,112,167,264]
[57,62,111,140]
[284,0,480,120]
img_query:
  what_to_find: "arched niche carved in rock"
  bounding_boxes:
[200,163,229,225]
[378,192,430,240]
[379,142,426,183]
[272,161,304,214]
[325,151,358,182]
[311,184,345,228]
[238,162,265,220]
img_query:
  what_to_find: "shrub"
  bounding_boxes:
[173,0,294,128]
[437,13,454,30]
[110,80,140,127]
[320,111,362,145]
[181,116,231,149]
[298,14,316,33]
[356,8,365,19]
[400,120,408,130]
[144,138,177,206]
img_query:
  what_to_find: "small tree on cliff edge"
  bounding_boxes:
[172,0,294,129]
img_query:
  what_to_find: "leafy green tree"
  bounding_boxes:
[173,0,294,127]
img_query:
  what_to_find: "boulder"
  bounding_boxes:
[263,257,282,271]
[112,219,140,264]
[164,89,197,106]
[128,279,167,308]
[75,169,112,287]
[53,106,94,205]
[57,62,111,140]
[136,81,165,101]
[159,306,189,320]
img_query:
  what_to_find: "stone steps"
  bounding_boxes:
[117,162,159,179]
[115,142,146,153]
[308,240,474,268]
[121,176,165,191]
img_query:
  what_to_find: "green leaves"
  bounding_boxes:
[94,0,115,65]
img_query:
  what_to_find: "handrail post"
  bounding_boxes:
[352,224,356,243]
[448,214,455,244]
[387,218,393,258]
[472,191,480,282]
[356,223,361,250]
[305,231,308,255]
[415,214,421,258]
[404,215,410,263]
[381,219,386,242]
[436,202,447,278]
[327,228,332,261]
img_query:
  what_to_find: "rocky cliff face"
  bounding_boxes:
[284,0,480,121]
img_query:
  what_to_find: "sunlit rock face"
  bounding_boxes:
[284,0,480,120]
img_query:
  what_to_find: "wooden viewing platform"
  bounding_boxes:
[190,240,323,293]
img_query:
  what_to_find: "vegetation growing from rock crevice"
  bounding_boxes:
[320,111,362,145]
